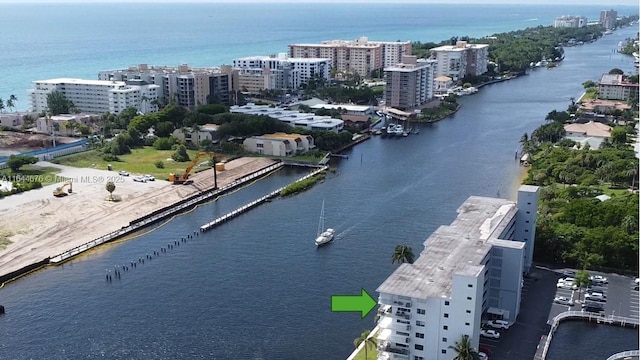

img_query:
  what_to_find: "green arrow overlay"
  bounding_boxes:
[331,288,377,319]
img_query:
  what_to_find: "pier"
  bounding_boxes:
[200,165,328,232]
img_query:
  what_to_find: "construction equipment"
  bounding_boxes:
[169,152,216,185]
[53,180,73,197]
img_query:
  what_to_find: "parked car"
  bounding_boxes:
[133,175,147,183]
[584,292,606,302]
[144,174,155,181]
[557,281,577,290]
[479,352,489,360]
[590,275,608,284]
[554,296,574,306]
[586,286,606,294]
[480,329,500,339]
[479,345,493,355]
[582,301,604,313]
[487,319,510,329]
[118,170,130,176]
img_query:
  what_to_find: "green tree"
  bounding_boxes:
[154,121,175,138]
[610,127,628,147]
[46,91,75,115]
[582,80,597,89]
[609,68,624,75]
[6,94,17,112]
[106,181,116,201]
[172,144,190,162]
[353,330,377,360]
[575,269,590,302]
[7,155,38,172]
[392,245,415,264]
[449,334,481,360]
[0,98,4,113]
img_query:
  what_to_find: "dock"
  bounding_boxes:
[200,165,328,232]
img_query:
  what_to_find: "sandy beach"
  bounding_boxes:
[0,157,279,280]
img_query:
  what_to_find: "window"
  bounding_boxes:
[443,325,448,330]
[444,313,449,318]
[444,301,450,306]
[417,308,426,315]
[416,332,424,339]
[416,320,425,327]
[441,349,447,354]
[415,344,423,351]
[466,310,471,314]
[442,337,447,342]
[465,322,470,326]
[414,357,424,360]
[467,296,472,300]
[468,284,473,288]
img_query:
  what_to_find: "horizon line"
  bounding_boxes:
[0,0,638,5]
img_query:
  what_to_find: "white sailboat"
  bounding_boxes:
[314,199,334,246]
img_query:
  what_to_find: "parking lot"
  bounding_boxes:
[482,267,639,360]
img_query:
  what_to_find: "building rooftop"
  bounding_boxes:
[377,196,516,300]
[35,78,126,87]
[310,104,372,112]
[564,121,612,138]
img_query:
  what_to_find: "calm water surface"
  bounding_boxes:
[0,20,637,360]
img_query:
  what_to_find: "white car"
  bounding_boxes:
[487,319,510,330]
[132,175,147,183]
[478,352,489,360]
[480,329,500,339]
[556,281,577,290]
[144,174,155,181]
[584,292,606,302]
[554,296,574,306]
[590,275,608,284]
[118,170,130,176]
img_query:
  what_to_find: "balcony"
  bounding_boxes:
[377,341,409,359]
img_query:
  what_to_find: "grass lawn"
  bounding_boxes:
[53,148,214,181]
[0,165,63,186]
[352,343,378,360]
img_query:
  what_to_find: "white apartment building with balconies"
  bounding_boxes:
[230,103,343,132]
[29,78,159,115]
[430,41,489,81]
[376,185,539,360]
[384,56,437,111]
[233,54,331,93]
[553,15,588,28]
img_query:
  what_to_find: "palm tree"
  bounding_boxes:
[392,245,414,264]
[449,334,481,360]
[0,98,4,113]
[353,329,377,360]
[574,269,590,303]
[626,166,638,190]
[6,94,17,113]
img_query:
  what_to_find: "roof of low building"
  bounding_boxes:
[435,76,453,82]
[564,121,612,138]
[341,114,370,123]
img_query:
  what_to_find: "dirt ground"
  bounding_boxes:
[0,131,77,150]
[0,157,278,280]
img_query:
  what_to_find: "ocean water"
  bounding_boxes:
[0,2,638,111]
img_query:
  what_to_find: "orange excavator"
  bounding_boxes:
[169,152,216,185]
[53,180,73,197]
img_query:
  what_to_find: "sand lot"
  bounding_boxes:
[0,157,278,280]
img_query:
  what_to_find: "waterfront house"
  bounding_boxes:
[242,132,314,156]
[172,123,219,147]
[564,121,612,149]
[598,74,639,102]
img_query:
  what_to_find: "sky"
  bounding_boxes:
[0,0,638,5]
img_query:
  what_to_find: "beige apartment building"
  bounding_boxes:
[289,37,411,78]
[430,41,489,81]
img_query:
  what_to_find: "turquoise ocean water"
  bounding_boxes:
[0,2,637,111]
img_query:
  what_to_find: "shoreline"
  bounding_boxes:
[0,157,280,285]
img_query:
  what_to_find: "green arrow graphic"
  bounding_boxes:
[331,288,377,319]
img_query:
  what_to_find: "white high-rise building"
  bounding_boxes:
[384,55,436,111]
[376,185,539,360]
[553,15,588,28]
[430,41,489,81]
[233,54,331,93]
[29,78,159,115]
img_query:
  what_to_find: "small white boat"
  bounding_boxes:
[386,123,397,135]
[315,200,334,246]
[394,124,404,136]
